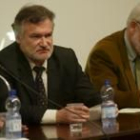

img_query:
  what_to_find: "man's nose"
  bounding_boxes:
[40,37,48,46]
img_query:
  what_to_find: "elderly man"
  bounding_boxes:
[86,3,140,109]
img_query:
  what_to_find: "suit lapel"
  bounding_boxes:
[16,48,36,99]
[119,31,137,91]
[47,55,61,108]
[18,62,35,92]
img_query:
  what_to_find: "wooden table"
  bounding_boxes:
[25,113,140,140]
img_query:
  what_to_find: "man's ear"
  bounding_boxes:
[129,21,137,32]
[16,35,20,43]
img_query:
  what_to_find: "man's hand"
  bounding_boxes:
[56,104,89,123]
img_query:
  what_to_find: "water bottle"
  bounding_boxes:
[101,79,117,129]
[5,89,22,139]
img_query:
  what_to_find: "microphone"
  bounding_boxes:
[0,63,110,140]
[0,75,11,92]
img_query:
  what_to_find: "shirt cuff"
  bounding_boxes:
[41,109,57,124]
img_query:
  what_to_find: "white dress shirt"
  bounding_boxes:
[27,59,101,124]
[28,60,57,124]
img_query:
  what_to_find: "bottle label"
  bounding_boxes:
[7,119,21,132]
[102,105,116,119]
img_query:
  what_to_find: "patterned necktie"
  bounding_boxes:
[33,66,47,108]
[135,57,140,90]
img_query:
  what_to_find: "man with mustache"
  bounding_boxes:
[0,5,101,125]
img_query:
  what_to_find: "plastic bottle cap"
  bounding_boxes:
[9,89,16,96]
[104,79,110,86]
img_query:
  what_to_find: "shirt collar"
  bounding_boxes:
[124,31,136,62]
[27,59,47,71]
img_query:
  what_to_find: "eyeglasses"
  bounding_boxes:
[135,21,140,29]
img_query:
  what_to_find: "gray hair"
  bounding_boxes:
[12,4,55,36]
[127,3,140,26]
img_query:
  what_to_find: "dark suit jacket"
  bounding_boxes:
[85,29,140,109]
[0,42,101,124]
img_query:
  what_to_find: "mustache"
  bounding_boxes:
[37,45,51,50]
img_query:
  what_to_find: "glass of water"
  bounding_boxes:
[67,103,84,134]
